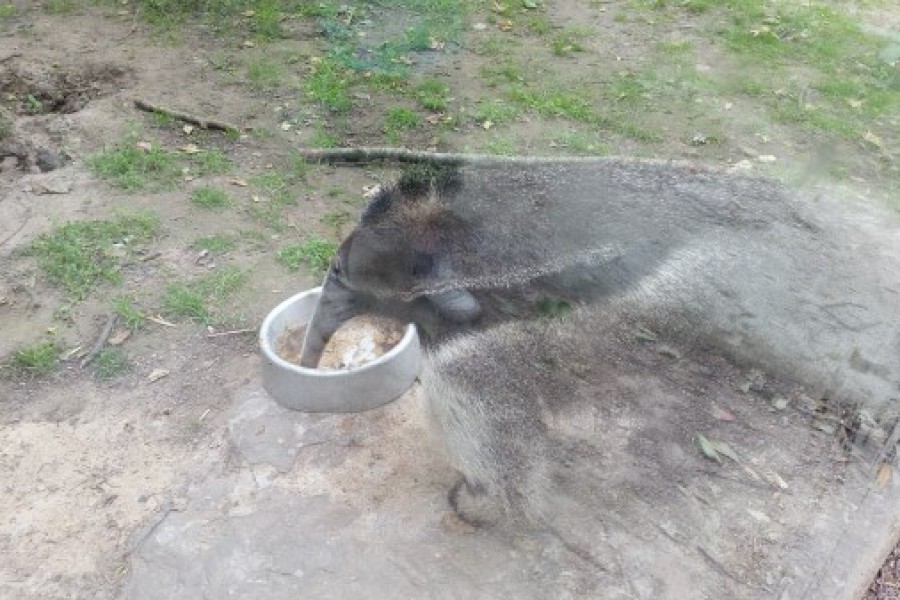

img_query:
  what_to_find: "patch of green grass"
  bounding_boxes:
[480,60,526,88]
[112,295,146,331]
[276,238,337,274]
[247,58,283,91]
[414,78,451,112]
[550,28,588,57]
[29,213,160,300]
[383,107,420,139]
[163,267,247,325]
[88,142,176,191]
[45,0,77,14]
[305,57,354,113]
[88,139,231,191]
[0,115,9,140]
[0,4,16,18]
[190,186,232,209]
[474,100,521,125]
[548,130,609,155]
[94,348,130,380]
[10,341,59,376]
[310,127,341,148]
[482,136,519,156]
[193,234,238,253]
[191,149,231,174]
[506,86,597,122]
[322,210,352,236]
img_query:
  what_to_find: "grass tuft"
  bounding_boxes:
[94,348,130,380]
[163,267,247,325]
[10,341,59,376]
[29,213,160,300]
[276,238,337,274]
[190,186,232,209]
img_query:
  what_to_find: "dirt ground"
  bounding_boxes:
[0,1,898,599]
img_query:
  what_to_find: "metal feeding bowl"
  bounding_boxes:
[259,287,422,413]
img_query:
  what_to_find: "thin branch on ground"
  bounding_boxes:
[80,313,118,369]
[133,98,242,134]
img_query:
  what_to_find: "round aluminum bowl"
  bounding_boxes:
[259,287,422,413]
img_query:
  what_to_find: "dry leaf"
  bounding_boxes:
[864,130,885,150]
[243,40,256,48]
[766,471,789,490]
[847,99,863,109]
[712,441,739,463]
[183,124,195,134]
[747,509,770,523]
[178,144,201,154]
[713,406,735,421]
[498,20,513,31]
[148,368,170,383]
[696,434,722,464]
[230,178,249,187]
[108,328,131,346]
[136,141,153,151]
[242,10,256,17]
[876,463,892,488]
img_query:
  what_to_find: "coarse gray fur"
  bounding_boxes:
[300,158,900,527]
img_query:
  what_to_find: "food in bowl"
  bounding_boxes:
[276,314,406,370]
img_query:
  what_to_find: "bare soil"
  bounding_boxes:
[0,2,897,599]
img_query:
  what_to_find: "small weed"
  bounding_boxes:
[310,127,340,148]
[384,107,420,138]
[190,186,232,209]
[247,58,283,91]
[480,60,526,87]
[474,100,521,125]
[414,78,451,112]
[94,348,130,380]
[548,130,609,155]
[29,213,160,300]
[0,5,16,18]
[483,136,519,155]
[45,0,77,14]
[193,234,238,253]
[550,29,587,57]
[191,149,231,175]
[24,94,43,114]
[305,58,353,112]
[507,86,596,122]
[163,267,247,325]
[322,210,351,236]
[88,138,230,191]
[249,0,283,39]
[10,341,59,376]
[276,238,337,274]
[88,141,178,191]
[112,295,145,331]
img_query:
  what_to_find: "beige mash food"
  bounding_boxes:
[276,315,406,370]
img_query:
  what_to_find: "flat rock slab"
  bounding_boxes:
[124,363,900,599]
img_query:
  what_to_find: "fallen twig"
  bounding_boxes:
[0,53,22,64]
[133,98,242,134]
[81,313,118,369]
[146,314,177,328]
[206,328,256,338]
[0,212,31,248]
